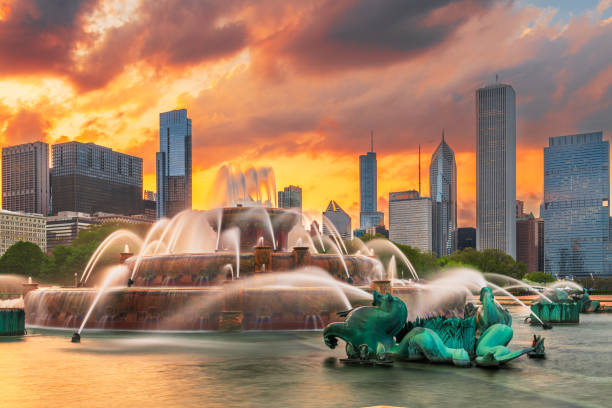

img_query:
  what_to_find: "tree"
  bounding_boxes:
[40,222,151,285]
[0,241,47,277]
[524,271,555,283]
[446,248,527,280]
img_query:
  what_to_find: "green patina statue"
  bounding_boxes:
[572,288,601,313]
[323,287,544,367]
[475,287,512,334]
[324,291,407,355]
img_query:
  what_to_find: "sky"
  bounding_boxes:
[0,0,611,227]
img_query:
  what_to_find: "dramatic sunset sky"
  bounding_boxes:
[1,0,611,226]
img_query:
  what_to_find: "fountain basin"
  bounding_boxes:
[0,308,25,336]
[25,286,370,331]
[530,302,580,324]
[24,284,467,332]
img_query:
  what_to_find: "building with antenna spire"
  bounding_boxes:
[359,132,384,229]
[430,129,457,257]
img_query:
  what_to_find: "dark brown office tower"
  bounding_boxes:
[143,190,157,220]
[457,227,476,250]
[50,142,143,215]
[537,218,544,272]
[516,213,541,272]
[2,141,49,215]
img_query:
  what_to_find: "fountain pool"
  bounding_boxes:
[4,309,612,407]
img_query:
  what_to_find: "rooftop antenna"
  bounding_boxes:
[442,128,445,142]
[495,73,499,83]
[418,144,421,197]
[370,130,374,152]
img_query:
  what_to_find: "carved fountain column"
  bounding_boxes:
[254,246,273,273]
[219,280,244,331]
[292,247,311,269]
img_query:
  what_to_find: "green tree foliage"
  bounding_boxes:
[524,271,556,283]
[446,248,527,279]
[39,222,150,285]
[390,242,439,279]
[0,241,46,277]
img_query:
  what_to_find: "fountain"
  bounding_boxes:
[25,173,392,334]
[23,165,546,345]
[526,284,610,324]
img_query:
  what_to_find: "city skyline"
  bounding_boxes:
[0,1,611,226]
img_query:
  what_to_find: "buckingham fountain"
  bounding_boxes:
[22,166,548,366]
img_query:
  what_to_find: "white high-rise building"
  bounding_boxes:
[476,83,516,258]
[0,210,46,255]
[388,191,432,252]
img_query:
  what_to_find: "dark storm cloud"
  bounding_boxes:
[0,0,96,74]
[263,0,495,73]
[0,0,248,91]
[138,0,247,65]
[330,0,485,50]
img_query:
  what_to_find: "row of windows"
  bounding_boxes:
[549,133,602,146]
[543,199,608,209]
[545,165,607,176]
[546,236,608,243]
[0,215,46,224]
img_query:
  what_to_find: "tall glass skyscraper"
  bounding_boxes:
[157,109,192,219]
[430,131,457,256]
[359,145,383,228]
[476,83,516,258]
[542,132,610,278]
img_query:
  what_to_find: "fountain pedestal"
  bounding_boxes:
[292,247,311,268]
[119,252,134,264]
[370,280,392,295]
[22,282,39,297]
[219,281,244,331]
[254,246,272,273]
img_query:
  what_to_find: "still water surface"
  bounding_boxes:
[1,310,611,408]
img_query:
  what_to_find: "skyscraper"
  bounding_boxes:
[388,190,432,252]
[0,210,46,255]
[476,83,516,258]
[278,185,302,211]
[430,131,457,256]
[51,142,143,215]
[359,135,383,228]
[457,227,476,250]
[2,141,49,215]
[322,200,352,239]
[516,213,541,273]
[157,109,192,219]
[542,132,610,278]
